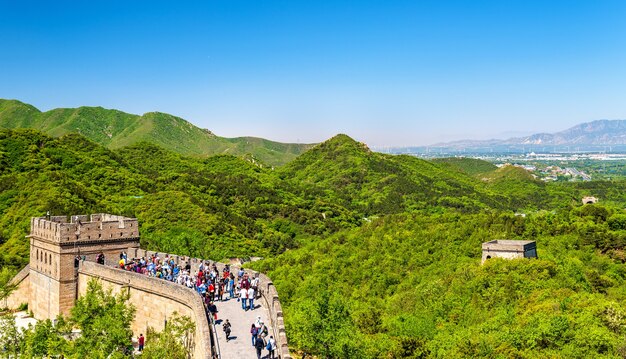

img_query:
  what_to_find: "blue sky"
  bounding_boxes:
[1,1,626,146]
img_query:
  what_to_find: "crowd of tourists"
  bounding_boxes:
[96,251,271,355]
[112,251,261,311]
[250,316,277,359]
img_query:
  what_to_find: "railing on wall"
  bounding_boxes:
[207,312,221,359]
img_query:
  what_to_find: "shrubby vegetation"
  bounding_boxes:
[2,128,626,357]
[0,279,193,358]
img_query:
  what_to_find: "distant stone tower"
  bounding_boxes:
[582,196,598,205]
[28,214,140,320]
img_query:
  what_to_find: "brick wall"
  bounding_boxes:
[1,265,30,309]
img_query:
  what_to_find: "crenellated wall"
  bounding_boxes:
[78,261,214,359]
[30,214,139,243]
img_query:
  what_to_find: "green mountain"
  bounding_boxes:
[278,134,505,214]
[0,99,313,166]
[3,128,626,358]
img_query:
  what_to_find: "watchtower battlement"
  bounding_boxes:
[28,213,140,320]
[30,213,139,243]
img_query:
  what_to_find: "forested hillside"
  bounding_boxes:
[2,128,626,357]
[252,210,626,357]
[0,99,313,166]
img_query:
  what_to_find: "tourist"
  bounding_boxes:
[218,281,225,301]
[251,274,259,294]
[96,252,105,265]
[208,301,218,321]
[198,280,207,296]
[267,335,276,359]
[250,324,258,347]
[228,274,235,298]
[208,281,215,302]
[138,333,145,352]
[241,274,250,290]
[247,286,255,310]
[240,286,248,310]
[223,319,232,342]
[254,331,265,359]
[258,320,268,341]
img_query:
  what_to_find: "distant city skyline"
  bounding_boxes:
[1,1,626,146]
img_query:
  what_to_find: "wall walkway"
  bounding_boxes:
[127,248,292,359]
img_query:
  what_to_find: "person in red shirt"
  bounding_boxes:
[138,333,145,352]
[208,283,215,301]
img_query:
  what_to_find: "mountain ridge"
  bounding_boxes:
[0,99,314,166]
[431,119,626,148]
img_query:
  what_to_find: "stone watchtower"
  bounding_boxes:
[28,214,140,320]
[481,239,537,264]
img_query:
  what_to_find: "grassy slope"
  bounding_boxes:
[0,99,313,166]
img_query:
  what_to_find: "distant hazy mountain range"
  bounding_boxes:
[0,99,314,166]
[434,120,626,148]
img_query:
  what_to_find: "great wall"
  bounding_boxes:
[2,214,292,359]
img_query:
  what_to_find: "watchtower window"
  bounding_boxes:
[44,253,47,264]
[99,233,101,238]
[49,254,51,265]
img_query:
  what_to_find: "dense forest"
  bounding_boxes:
[1,128,626,357]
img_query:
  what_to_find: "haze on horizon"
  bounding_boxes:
[1,1,626,147]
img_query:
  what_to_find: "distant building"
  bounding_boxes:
[481,240,537,264]
[582,196,598,205]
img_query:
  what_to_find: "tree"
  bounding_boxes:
[0,314,23,356]
[0,268,17,303]
[141,313,196,359]
[70,279,136,358]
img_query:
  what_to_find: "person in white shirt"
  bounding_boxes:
[247,287,255,311]
[267,336,277,359]
[240,287,248,310]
